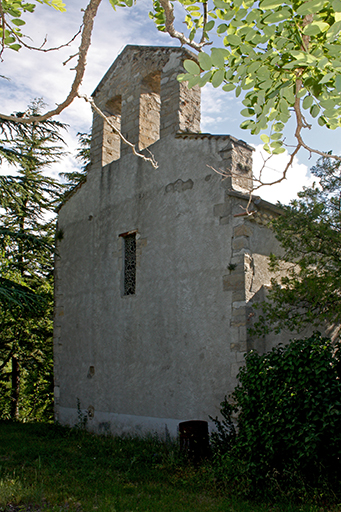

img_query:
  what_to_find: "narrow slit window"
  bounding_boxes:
[123,233,136,295]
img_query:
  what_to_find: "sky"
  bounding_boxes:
[1,0,340,204]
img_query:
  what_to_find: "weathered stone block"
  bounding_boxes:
[234,224,253,238]
[232,236,249,251]
[223,273,244,291]
[232,289,245,302]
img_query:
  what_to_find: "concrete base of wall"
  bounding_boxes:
[56,406,215,439]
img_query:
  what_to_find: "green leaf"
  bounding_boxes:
[270,132,282,140]
[303,21,330,35]
[240,120,254,129]
[213,0,230,8]
[11,18,26,27]
[310,104,320,117]
[187,75,200,88]
[211,69,225,87]
[318,116,327,125]
[260,134,270,143]
[302,96,314,109]
[198,52,212,71]
[319,72,335,84]
[183,59,200,75]
[279,98,289,113]
[217,23,228,33]
[272,146,286,154]
[333,0,341,10]
[335,74,341,92]
[259,0,283,9]
[263,9,291,23]
[296,0,325,15]
[270,140,283,148]
[211,48,225,68]
[297,88,307,98]
[204,20,215,31]
[9,43,21,51]
[273,122,284,131]
[326,20,341,40]
[241,108,255,117]
[222,83,235,91]
[224,34,241,46]
[317,56,329,69]
[198,71,213,86]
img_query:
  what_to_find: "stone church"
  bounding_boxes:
[54,45,285,436]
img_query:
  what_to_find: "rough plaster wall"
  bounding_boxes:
[55,135,253,434]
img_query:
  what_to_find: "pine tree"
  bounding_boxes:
[0,100,66,419]
[59,130,91,204]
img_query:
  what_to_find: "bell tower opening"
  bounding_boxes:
[102,95,122,166]
[139,71,161,150]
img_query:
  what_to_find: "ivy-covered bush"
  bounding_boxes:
[211,333,341,498]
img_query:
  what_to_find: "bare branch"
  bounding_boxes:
[16,25,82,53]
[63,53,79,66]
[0,0,102,124]
[79,94,158,169]
[159,0,205,51]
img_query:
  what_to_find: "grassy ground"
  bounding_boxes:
[0,421,339,512]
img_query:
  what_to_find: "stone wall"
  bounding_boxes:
[90,46,201,168]
[54,45,289,437]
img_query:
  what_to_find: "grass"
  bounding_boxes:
[0,421,340,512]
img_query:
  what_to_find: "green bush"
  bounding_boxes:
[211,333,341,498]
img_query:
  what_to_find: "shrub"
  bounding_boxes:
[211,333,341,498]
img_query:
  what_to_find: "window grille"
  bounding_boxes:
[123,233,136,295]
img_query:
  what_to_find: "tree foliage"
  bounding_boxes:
[58,130,91,205]
[251,154,341,335]
[151,0,341,167]
[212,333,341,498]
[0,100,66,420]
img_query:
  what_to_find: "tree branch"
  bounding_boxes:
[0,0,5,61]
[200,1,208,44]
[159,0,205,51]
[15,25,82,53]
[0,0,102,124]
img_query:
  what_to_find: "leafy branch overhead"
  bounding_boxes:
[151,0,341,163]
[2,0,341,182]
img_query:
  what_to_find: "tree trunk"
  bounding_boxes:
[10,356,20,419]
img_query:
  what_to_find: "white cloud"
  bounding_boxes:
[252,144,316,205]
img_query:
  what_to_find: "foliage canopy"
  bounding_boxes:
[212,333,341,499]
[251,154,341,335]
[150,0,341,165]
[0,100,66,420]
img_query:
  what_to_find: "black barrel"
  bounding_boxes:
[179,420,209,462]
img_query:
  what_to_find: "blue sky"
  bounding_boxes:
[1,0,340,203]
